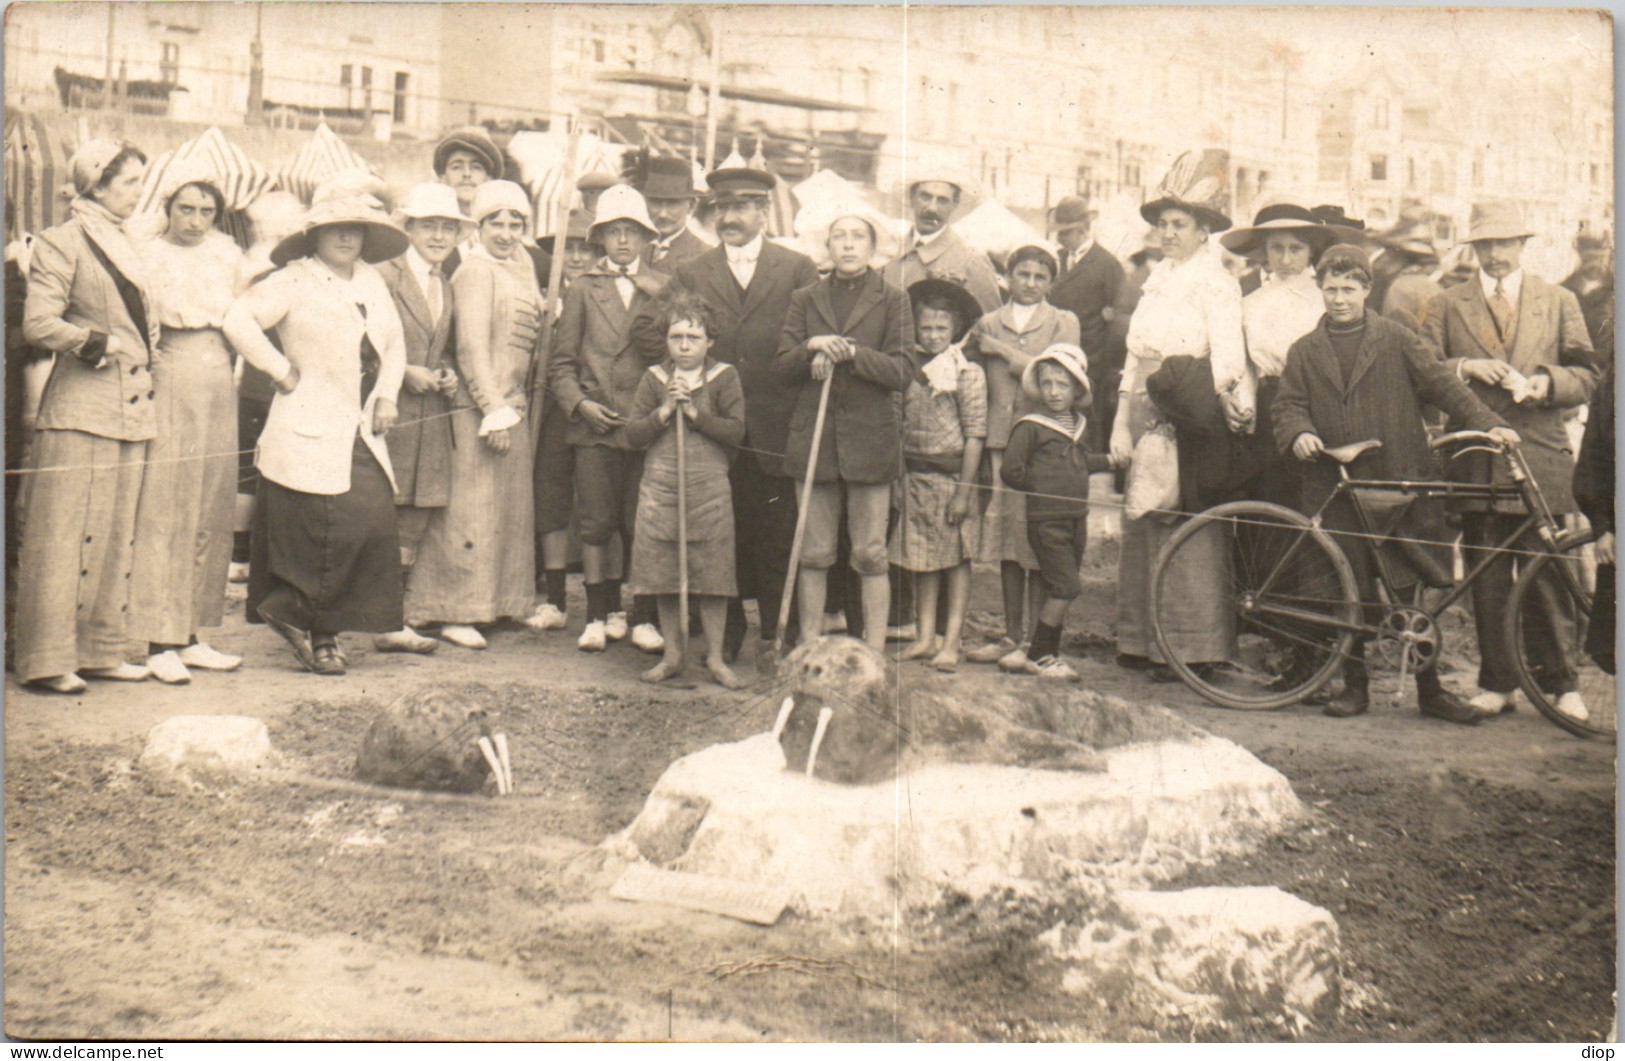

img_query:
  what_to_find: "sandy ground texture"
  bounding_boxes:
[4,547,1616,1042]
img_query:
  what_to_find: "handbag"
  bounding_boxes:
[1124,421,1180,522]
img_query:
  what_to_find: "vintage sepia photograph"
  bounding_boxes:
[1,2,1616,1043]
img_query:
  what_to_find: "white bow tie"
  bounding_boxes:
[726,246,759,265]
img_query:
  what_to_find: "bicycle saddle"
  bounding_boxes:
[1321,439,1382,463]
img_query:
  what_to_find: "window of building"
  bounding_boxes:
[1372,98,1388,129]
[1370,154,1388,182]
[1122,161,1141,188]
[360,65,372,111]
[393,71,409,123]
[341,64,353,108]
[160,41,179,84]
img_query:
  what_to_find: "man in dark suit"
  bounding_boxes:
[1423,201,1598,720]
[374,183,463,655]
[431,126,552,288]
[673,166,819,659]
[1046,195,1125,453]
[638,155,711,270]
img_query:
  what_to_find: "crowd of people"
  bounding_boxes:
[7,127,1613,726]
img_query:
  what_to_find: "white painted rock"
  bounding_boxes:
[612,732,1303,918]
[139,715,275,781]
[1042,886,1341,1026]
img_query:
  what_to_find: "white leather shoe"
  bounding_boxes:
[1553,691,1590,723]
[604,612,629,641]
[1032,655,1080,681]
[998,646,1034,673]
[81,662,151,682]
[1467,689,1515,714]
[578,620,608,652]
[29,674,88,695]
[373,628,439,654]
[631,623,665,654]
[147,650,193,685]
[178,642,243,671]
[523,603,568,631]
[440,625,488,650]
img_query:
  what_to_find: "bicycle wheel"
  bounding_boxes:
[1151,501,1361,709]
[1506,530,1616,742]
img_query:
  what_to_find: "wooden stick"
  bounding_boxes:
[493,732,513,793]
[477,736,506,795]
[530,115,582,453]
[675,407,690,659]
[773,372,834,660]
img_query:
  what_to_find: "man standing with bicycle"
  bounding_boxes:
[1423,201,1599,721]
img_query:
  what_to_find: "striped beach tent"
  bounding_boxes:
[508,128,626,240]
[130,125,277,248]
[277,122,375,205]
[4,107,67,236]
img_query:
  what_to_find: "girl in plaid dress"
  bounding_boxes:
[892,279,987,670]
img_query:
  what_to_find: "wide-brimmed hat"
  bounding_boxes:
[470,180,533,225]
[907,278,983,343]
[1312,204,1365,231]
[1466,200,1534,244]
[639,155,700,200]
[1047,195,1097,234]
[795,196,900,270]
[1140,149,1232,233]
[395,182,474,232]
[1020,343,1092,406]
[270,193,408,267]
[539,207,599,254]
[707,166,776,205]
[433,126,504,180]
[577,170,619,194]
[1371,218,1438,260]
[899,158,981,205]
[589,184,657,241]
[1220,202,1338,260]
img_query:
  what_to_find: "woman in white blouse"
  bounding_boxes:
[1109,151,1249,682]
[1220,202,1339,510]
[129,174,247,683]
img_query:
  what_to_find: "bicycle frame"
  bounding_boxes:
[1246,440,1583,639]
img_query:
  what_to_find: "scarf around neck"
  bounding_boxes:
[72,196,150,294]
[921,341,969,395]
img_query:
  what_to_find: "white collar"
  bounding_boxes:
[725,233,764,263]
[1480,268,1523,302]
[1063,237,1094,259]
[404,245,437,281]
[605,256,641,277]
[912,226,948,249]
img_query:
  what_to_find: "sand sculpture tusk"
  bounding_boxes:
[493,732,513,793]
[806,706,834,778]
[771,695,795,740]
[477,735,507,795]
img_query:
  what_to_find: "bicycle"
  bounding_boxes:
[1148,430,1615,741]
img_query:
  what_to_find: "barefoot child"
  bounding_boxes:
[893,279,988,670]
[999,344,1111,680]
[964,244,1081,667]
[623,292,747,688]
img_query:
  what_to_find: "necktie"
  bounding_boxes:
[1489,281,1514,341]
[1060,248,1071,275]
[426,266,442,323]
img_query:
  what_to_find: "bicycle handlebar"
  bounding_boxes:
[1429,429,1511,452]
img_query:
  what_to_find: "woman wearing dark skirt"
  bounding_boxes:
[222,190,410,675]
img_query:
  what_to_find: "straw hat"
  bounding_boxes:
[270,193,408,267]
[1140,149,1232,233]
[433,126,504,180]
[1020,343,1092,405]
[1465,200,1534,243]
[1220,202,1337,260]
[795,196,900,270]
[1371,218,1438,260]
[898,157,981,205]
[907,278,983,343]
[469,180,533,225]
[395,182,474,234]
[589,184,657,241]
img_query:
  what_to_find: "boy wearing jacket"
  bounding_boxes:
[1000,344,1111,680]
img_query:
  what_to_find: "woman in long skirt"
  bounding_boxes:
[222,189,410,675]
[403,181,540,647]
[15,140,157,693]
[129,173,246,683]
